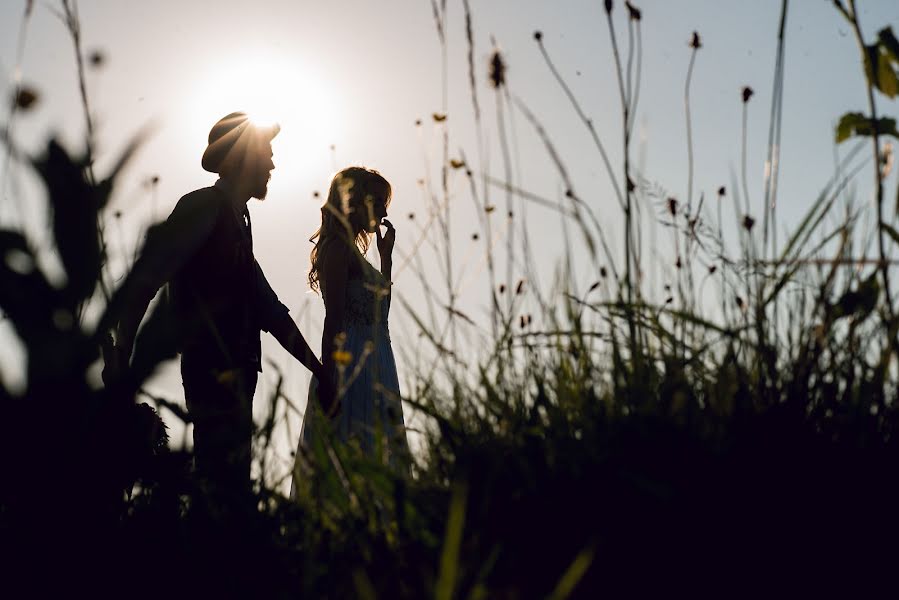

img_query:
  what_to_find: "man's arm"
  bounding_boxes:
[268,310,325,380]
[110,191,219,360]
[256,261,336,414]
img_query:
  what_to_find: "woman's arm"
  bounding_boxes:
[376,219,395,282]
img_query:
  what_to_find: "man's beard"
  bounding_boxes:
[252,173,271,200]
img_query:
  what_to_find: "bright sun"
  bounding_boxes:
[183,49,340,186]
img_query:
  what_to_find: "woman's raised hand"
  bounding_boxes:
[376,218,395,263]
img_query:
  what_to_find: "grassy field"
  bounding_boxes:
[2,0,899,597]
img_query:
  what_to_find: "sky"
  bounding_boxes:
[1,0,898,481]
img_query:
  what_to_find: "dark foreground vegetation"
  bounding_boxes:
[3,1,899,597]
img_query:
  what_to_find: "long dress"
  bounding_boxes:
[291,256,409,493]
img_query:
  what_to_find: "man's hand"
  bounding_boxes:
[100,332,128,386]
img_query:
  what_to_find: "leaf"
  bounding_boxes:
[878,27,899,64]
[833,272,879,322]
[435,480,468,600]
[33,139,100,308]
[546,544,595,600]
[835,112,899,143]
[864,44,899,98]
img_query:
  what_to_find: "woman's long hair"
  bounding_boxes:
[308,166,392,293]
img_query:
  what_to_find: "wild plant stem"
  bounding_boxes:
[844,0,895,323]
[535,38,624,211]
[605,7,638,353]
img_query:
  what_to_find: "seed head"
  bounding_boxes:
[489,49,506,88]
[667,197,678,216]
[12,86,38,110]
[88,49,106,69]
[742,86,754,103]
[742,214,756,231]
[690,31,702,49]
[625,1,642,21]
[533,30,543,42]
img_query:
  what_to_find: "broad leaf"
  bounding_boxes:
[833,273,879,322]
[864,44,899,98]
[33,139,101,309]
[835,112,899,143]
[879,27,899,64]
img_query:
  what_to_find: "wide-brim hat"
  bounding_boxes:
[201,111,280,174]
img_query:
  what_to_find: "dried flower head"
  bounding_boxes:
[717,186,726,197]
[489,49,506,88]
[88,49,105,68]
[625,1,642,21]
[600,266,608,278]
[667,197,678,216]
[12,86,39,111]
[499,284,506,294]
[690,31,702,49]
[604,0,613,14]
[408,212,415,220]
[472,232,479,240]
[533,30,543,42]
[742,214,756,231]
[742,86,754,103]
[450,159,466,169]
[432,113,447,123]
[708,265,717,275]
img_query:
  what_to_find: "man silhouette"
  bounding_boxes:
[107,112,335,506]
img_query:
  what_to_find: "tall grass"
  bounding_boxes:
[2,0,899,597]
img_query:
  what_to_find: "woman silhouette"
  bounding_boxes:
[292,167,409,490]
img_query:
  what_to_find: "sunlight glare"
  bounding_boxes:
[185,49,340,187]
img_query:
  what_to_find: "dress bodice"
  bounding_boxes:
[325,258,391,333]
